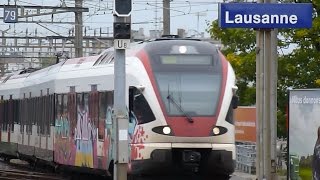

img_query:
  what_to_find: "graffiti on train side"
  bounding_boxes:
[54,93,114,170]
[55,116,70,138]
[131,126,148,160]
[54,92,149,170]
[54,115,74,164]
[74,103,97,168]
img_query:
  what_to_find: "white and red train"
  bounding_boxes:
[0,37,238,177]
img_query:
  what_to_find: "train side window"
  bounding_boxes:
[89,90,99,132]
[225,104,234,124]
[10,99,13,131]
[33,98,36,132]
[26,99,30,134]
[68,93,77,137]
[5,100,7,131]
[12,99,16,125]
[44,96,49,135]
[2,100,5,131]
[63,94,69,137]
[0,100,3,131]
[8,97,13,132]
[40,97,45,135]
[56,94,69,137]
[10,99,14,131]
[12,100,16,124]
[36,98,39,134]
[3,100,8,131]
[98,92,107,141]
[18,100,20,125]
[14,100,19,124]
[41,97,44,134]
[76,93,90,140]
[20,99,25,134]
[45,96,49,135]
[50,94,55,126]
[32,98,35,126]
[24,99,27,134]
[45,95,52,136]
[63,94,68,121]
[106,91,113,135]
[232,95,239,109]
[30,98,33,133]
[56,94,62,125]
[130,87,155,125]
[10,104,13,131]
[37,97,41,135]
[7,100,10,131]
[25,98,28,134]
[226,95,238,124]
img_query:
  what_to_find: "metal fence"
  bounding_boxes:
[235,139,288,175]
[236,142,256,174]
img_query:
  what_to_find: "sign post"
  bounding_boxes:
[113,0,132,180]
[219,2,312,180]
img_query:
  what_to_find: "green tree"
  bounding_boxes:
[207,0,320,138]
[277,0,320,137]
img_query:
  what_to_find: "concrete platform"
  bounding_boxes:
[232,171,256,180]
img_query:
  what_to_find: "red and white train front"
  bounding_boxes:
[128,39,238,176]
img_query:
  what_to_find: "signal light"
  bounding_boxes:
[114,0,132,17]
[113,22,131,39]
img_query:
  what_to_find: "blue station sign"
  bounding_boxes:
[219,3,313,29]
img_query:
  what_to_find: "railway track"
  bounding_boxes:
[0,158,110,180]
[0,168,66,180]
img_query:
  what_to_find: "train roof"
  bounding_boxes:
[0,37,219,91]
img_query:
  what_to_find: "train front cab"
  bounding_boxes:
[128,86,237,177]
[128,39,238,177]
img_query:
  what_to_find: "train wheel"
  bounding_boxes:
[31,156,38,170]
[3,156,9,162]
[108,160,114,180]
[54,163,60,173]
[128,175,137,180]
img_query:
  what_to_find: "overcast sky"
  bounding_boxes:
[0,0,223,37]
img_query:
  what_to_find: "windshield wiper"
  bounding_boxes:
[167,94,194,123]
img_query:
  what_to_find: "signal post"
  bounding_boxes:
[113,0,132,180]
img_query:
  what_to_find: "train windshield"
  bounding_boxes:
[152,54,222,116]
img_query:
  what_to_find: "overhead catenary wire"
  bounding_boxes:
[1,0,220,38]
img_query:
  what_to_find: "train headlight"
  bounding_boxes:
[179,46,187,53]
[163,126,171,135]
[152,126,174,136]
[212,127,220,135]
